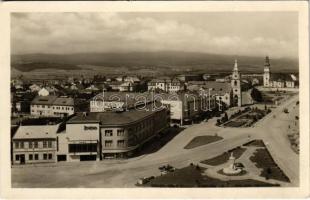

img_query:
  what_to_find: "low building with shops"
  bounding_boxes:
[160,92,216,125]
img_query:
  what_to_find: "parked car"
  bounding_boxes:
[136,176,155,186]
[158,164,175,174]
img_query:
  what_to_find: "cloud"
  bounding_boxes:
[11,12,298,58]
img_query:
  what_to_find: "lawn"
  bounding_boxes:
[145,165,279,187]
[201,146,246,166]
[224,120,246,127]
[250,148,290,182]
[184,135,223,149]
[243,140,266,147]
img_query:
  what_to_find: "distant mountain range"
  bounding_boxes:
[11,51,299,74]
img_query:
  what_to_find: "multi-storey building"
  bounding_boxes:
[31,96,74,117]
[160,92,216,125]
[12,125,58,165]
[147,77,185,93]
[62,104,169,160]
[263,56,298,88]
[90,92,153,112]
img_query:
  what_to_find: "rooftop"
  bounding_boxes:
[31,95,74,106]
[67,103,165,126]
[13,125,59,139]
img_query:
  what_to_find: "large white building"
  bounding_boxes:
[148,77,185,93]
[31,96,74,117]
[263,56,298,88]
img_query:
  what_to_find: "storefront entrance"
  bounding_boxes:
[20,154,25,164]
[80,155,97,161]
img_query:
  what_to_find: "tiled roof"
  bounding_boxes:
[53,97,74,106]
[13,125,58,139]
[31,95,74,106]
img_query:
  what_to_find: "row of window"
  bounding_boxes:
[32,105,73,110]
[104,129,125,137]
[15,153,53,161]
[104,140,126,147]
[15,141,53,149]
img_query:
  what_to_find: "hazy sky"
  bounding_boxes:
[11,12,298,58]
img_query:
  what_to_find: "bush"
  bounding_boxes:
[283,108,289,113]
[251,88,263,102]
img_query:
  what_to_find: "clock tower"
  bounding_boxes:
[263,56,271,87]
[231,59,242,107]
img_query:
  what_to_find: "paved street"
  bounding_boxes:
[12,94,299,188]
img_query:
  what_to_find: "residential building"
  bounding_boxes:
[148,77,185,93]
[90,92,153,112]
[38,88,49,96]
[31,96,74,117]
[12,125,58,165]
[160,92,216,125]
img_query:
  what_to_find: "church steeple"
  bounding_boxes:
[231,59,242,107]
[265,56,270,67]
[233,59,238,71]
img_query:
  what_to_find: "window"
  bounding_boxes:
[42,105,45,108]
[15,142,19,149]
[43,154,47,160]
[43,141,47,148]
[234,80,238,86]
[15,155,20,161]
[105,130,113,137]
[35,154,39,160]
[105,140,113,147]
[117,140,125,147]
[48,154,52,160]
[71,107,74,110]
[117,129,125,136]
[20,142,24,149]
[29,154,33,160]
[34,141,38,148]
[48,141,52,148]
[29,142,33,148]
[68,143,97,153]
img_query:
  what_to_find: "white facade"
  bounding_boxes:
[38,88,49,96]
[58,123,100,162]
[231,60,242,107]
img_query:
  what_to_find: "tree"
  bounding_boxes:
[251,87,263,102]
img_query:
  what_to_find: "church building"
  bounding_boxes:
[263,56,298,88]
[231,60,242,107]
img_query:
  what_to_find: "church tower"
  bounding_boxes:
[231,59,242,107]
[263,56,271,87]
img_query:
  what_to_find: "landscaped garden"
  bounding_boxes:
[250,148,290,182]
[184,135,223,149]
[221,107,271,128]
[243,139,266,147]
[200,146,246,166]
[141,165,279,187]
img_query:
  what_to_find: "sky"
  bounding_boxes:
[11,12,298,59]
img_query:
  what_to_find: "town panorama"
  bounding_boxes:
[10,12,299,188]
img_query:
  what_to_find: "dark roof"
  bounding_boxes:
[53,97,74,106]
[270,73,298,82]
[31,95,58,105]
[67,103,165,126]
[31,95,74,106]
[91,92,154,108]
